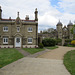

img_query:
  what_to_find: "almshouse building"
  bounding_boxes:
[0,6,38,48]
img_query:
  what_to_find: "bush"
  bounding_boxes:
[63,42,68,46]
[39,43,44,48]
[71,40,75,46]
[63,39,72,46]
[42,38,56,47]
[65,39,72,42]
[56,38,62,45]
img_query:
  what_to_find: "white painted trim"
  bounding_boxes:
[3,26,8,32]
[3,38,8,44]
[28,27,33,32]
[28,38,32,44]
[15,37,21,47]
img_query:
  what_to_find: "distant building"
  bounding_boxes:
[38,29,57,44]
[56,20,73,40]
[38,20,73,45]
[0,6,38,48]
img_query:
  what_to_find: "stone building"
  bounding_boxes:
[56,20,73,45]
[38,20,73,45]
[38,29,57,44]
[0,6,38,48]
[56,20,73,40]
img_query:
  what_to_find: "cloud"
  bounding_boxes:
[0,0,75,32]
[58,0,75,13]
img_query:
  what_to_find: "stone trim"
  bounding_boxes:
[23,45,38,48]
[0,45,13,48]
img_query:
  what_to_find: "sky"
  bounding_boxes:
[0,0,75,32]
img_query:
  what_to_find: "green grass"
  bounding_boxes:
[0,48,24,68]
[66,44,75,47]
[23,48,45,54]
[45,46,58,50]
[64,50,75,75]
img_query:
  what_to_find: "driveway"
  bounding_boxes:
[0,46,75,75]
[38,46,75,60]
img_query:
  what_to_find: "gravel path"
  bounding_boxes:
[38,46,75,60]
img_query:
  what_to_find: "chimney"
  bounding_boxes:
[34,8,38,21]
[25,15,29,20]
[0,6,2,19]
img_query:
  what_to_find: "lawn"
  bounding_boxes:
[0,48,24,68]
[66,44,75,47]
[64,50,75,75]
[23,48,45,54]
[45,46,58,50]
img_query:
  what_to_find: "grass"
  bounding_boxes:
[23,48,45,54]
[66,44,75,47]
[64,50,75,75]
[0,48,24,68]
[45,46,58,50]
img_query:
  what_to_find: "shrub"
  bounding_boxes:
[42,38,56,47]
[56,38,62,45]
[39,43,44,48]
[71,40,75,46]
[63,39,72,46]
[65,39,72,42]
[63,42,68,46]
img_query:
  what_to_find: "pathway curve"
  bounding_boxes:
[0,46,75,75]
[38,46,75,60]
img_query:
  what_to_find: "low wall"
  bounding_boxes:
[0,45,38,48]
[0,45,13,48]
[23,45,38,48]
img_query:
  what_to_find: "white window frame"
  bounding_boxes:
[3,26,8,32]
[3,37,8,44]
[17,27,20,32]
[28,27,32,32]
[28,38,32,43]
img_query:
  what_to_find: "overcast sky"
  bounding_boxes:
[0,0,75,32]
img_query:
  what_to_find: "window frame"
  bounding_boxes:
[28,38,32,43]
[3,26,8,32]
[17,26,20,32]
[28,27,32,32]
[3,37,8,44]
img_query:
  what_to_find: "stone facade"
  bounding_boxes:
[38,30,57,44]
[56,20,73,40]
[0,6,38,48]
[38,20,73,45]
[56,20,73,45]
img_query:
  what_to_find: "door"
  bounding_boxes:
[15,37,21,47]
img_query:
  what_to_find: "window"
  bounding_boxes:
[3,26,8,32]
[28,38,32,43]
[17,27,20,32]
[3,38,8,44]
[28,27,32,32]
[16,38,20,43]
[64,28,67,31]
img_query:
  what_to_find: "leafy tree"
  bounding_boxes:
[71,24,75,34]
